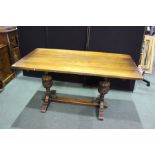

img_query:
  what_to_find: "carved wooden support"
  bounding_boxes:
[40,73,110,120]
[41,73,53,113]
[97,78,110,120]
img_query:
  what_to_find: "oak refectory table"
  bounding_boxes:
[12,48,143,120]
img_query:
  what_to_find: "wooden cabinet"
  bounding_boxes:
[0,26,20,89]
[0,26,20,64]
[0,45,15,89]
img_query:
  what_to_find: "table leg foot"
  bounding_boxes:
[104,101,109,108]
[98,101,104,120]
[41,95,50,113]
[98,108,104,120]
[41,73,53,113]
[97,78,110,120]
[41,104,49,113]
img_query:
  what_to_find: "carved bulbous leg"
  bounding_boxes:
[97,78,110,120]
[41,73,53,113]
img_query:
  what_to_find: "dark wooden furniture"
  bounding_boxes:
[0,44,15,89]
[0,26,20,64]
[0,27,21,89]
[12,48,143,120]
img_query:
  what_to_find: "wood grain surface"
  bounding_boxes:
[51,95,99,106]
[12,48,143,80]
[0,44,15,88]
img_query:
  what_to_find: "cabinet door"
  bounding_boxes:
[0,46,13,81]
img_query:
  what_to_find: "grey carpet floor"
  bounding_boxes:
[11,91,142,129]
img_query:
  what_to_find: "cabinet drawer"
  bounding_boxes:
[0,45,12,74]
[0,44,15,88]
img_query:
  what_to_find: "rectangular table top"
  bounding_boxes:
[12,48,143,80]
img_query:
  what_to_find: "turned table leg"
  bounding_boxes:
[97,78,110,120]
[41,73,53,113]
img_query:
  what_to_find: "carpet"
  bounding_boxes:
[11,91,143,129]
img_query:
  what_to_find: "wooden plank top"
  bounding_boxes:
[12,48,143,80]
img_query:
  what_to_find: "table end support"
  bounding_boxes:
[41,73,53,113]
[97,78,110,120]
